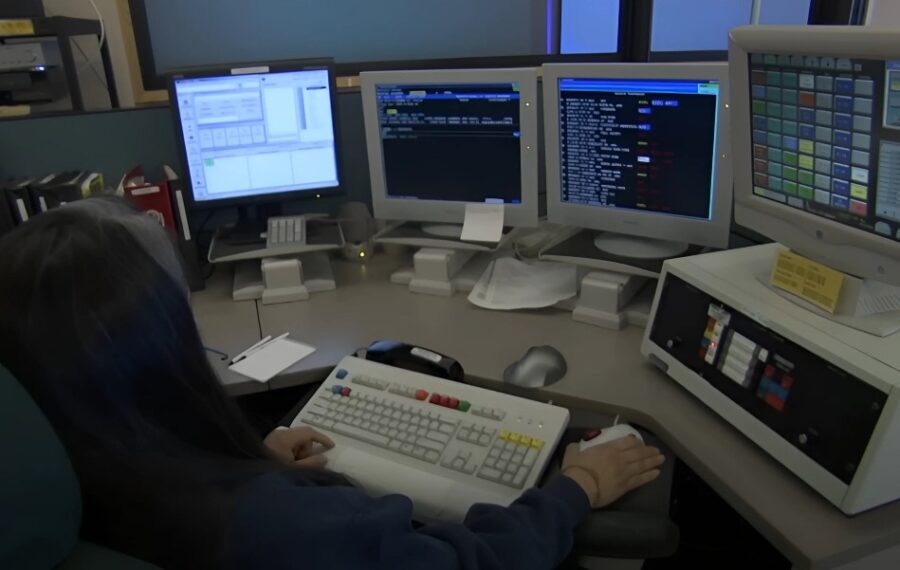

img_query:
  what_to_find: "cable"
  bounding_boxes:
[87,0,106,48]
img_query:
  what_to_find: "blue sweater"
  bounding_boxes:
[225,473,590,569]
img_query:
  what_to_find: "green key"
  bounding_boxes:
[458,401,471,412]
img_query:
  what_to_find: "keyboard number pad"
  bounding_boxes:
[477,433,541,489]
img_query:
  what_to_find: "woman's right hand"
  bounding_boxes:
[561,436,665,509]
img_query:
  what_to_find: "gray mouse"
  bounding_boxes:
[503,345,568,388]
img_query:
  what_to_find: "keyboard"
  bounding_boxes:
[266,215,307,248]
[290,356,570,522]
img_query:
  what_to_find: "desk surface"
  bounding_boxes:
[193,254,900,570]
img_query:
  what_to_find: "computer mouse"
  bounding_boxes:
[579,424,643,452]
[503,345,568,388]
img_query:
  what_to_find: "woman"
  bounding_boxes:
[0,197,664,569]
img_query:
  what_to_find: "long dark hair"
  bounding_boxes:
[0,197,336,568]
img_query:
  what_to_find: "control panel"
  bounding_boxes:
[648,274,886,484]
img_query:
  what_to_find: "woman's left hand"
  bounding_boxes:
[264,426,335,467]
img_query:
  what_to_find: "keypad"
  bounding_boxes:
[750,53,873,219]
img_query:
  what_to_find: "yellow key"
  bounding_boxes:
[530,439,545,450]
[518,436,532,447]
[500,430,511,441]
[508,432,520,443]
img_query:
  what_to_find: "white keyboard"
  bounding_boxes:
[266,215,306,248]
[291,356,570,522]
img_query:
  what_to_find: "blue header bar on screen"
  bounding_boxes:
[559,78,720,95]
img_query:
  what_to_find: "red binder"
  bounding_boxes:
[121,166,177,238]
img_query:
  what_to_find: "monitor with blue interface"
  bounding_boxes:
[361,68,539,230]
[169,60,341,210]
[543,63,732,257]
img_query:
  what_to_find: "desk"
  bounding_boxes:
[192,254,900,570]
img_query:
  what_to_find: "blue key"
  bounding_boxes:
[833,179,850,196]
[783,136,799,151]
[833,163,851,180]
[800,108,816,123]
[834,130,852,146]
[835,96,853,112]
[336,368,348,379]
[835,78,853,95]
[800,124,815,139]
[834,113,852,130]
[332,384,344,394]
[834,147,851,163]
[753,115,767,130]
[831,194,849,209]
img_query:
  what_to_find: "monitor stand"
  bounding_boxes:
[536,229,699,330]
[219,204,282,246]
[422,223,463,239]
[593,232,689,260]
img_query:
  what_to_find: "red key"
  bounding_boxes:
[416,389,429,401]
[430,393,441,404]
[448,397,459,409]
[341,387,351,397]
[438,395,450,407]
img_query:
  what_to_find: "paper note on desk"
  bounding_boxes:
[468,257,577,310]
[228,337,316,382]
[461,203,504,242]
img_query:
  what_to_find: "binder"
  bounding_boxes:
[165,169,205,292]
[3,178,35,225]
[121,166,177,238]
[30,171,102,213]
[120,165,205,291]
[0,181,16,236]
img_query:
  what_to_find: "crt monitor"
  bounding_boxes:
[542,63,733,257]
[360,68,540,233]
[730,26,900,287]
[169,59,341,215]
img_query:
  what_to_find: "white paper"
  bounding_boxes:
[228,338,316,382]
[468,257,577,310]
[856,280,900,316]
[460,203,504,243]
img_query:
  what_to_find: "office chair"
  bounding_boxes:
[0,366,161,570]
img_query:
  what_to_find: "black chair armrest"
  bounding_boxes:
[574,510,680,559]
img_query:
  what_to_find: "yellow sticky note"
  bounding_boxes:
[0,19,35,36]
[770,250,844,313]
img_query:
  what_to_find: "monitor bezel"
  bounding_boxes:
[542,62,733,249]
[167,58,343,211]
[730,26,900,286]
[360,67,540,228]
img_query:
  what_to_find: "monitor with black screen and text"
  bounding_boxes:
[361,68,539,230]
[543,63,733,259]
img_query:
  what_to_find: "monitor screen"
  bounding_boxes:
[747,53,900,243]
[374,82,522,204]
[557,77,721,220]
[172,68,339,204]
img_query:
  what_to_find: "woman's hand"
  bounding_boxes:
[264,426,335,467]
[561,436,664,509]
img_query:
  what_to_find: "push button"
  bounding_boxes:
[336,369,348,379]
